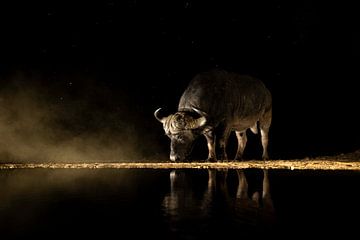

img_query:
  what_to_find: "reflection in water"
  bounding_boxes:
[233,169,275,228]
[1,169,360,238]
[162,169,276,237]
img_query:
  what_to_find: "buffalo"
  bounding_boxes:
[155,69,272,161]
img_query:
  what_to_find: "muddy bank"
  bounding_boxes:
[1,160,360,171]
[1,150,359,170]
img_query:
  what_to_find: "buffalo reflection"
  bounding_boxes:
[162,168,276,237]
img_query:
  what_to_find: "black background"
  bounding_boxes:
[0,0,359,160]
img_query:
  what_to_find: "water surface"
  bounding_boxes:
[0,168,359,239]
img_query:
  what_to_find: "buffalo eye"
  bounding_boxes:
[174,134,186,143]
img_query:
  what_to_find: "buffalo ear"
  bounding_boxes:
[196,116,207,128]
[187,116,207,129]
[154,108,167,123]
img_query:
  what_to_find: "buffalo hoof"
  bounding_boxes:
[217,154,228,162]
[234,156,244,161]
[207,157,217,162]
[215,158,229,163]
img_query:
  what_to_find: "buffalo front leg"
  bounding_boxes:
[260,127,269,160]
[235,131,247,160]
[204,131,216,162]
[215,126,230,161]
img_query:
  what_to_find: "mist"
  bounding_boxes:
[0,72,165,163]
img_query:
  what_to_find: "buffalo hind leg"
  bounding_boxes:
[260,128,269,160]
[235,131,247,160]
[259,109,272,160]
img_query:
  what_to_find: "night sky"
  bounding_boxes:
[0,0,359,161]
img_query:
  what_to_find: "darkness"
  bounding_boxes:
[0,0,359,160]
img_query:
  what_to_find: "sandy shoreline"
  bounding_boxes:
[1,159,360,170]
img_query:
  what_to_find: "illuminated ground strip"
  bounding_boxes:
[1,160,360,170]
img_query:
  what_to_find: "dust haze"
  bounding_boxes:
[0,72,165,163]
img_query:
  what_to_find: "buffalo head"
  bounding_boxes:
[154,108,207,161]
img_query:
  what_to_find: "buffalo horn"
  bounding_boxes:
[154,108,167,123]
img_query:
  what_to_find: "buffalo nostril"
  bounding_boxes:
[170,154,182,162]
[170,154,177,161]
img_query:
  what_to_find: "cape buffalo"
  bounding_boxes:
[154,69,272,162]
